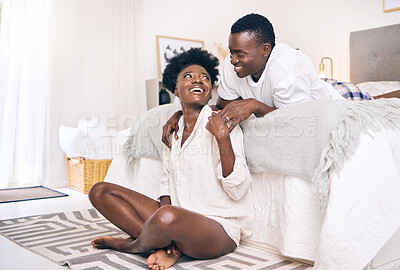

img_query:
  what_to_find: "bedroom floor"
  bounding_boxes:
[0,188,315,270]
[0,188,92,270]
[4,188,397,270]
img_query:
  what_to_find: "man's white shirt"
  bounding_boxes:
[218,42,343,107]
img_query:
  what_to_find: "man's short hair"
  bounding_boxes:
[162,48,219,93]
[231,13,276,49]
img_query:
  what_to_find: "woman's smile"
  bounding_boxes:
[175,64,212,106]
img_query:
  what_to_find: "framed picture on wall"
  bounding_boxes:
[156,35,204,79]
[383,0,400,12]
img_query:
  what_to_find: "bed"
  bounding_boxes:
[350,23,400,99]
[105,24,400,270]
[348,23,400,270]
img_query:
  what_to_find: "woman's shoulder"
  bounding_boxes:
[230,124,243,137]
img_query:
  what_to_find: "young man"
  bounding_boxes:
[89,48,254,270]
[162,13,343,146]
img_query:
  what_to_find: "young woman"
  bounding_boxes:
[88,48,254,270]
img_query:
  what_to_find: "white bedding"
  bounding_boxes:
[105,128,400,269]
[356,81,400,97]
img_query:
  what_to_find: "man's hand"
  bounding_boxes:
[218,99,256,132]
[162,111,183,148]
[218,98,275,132]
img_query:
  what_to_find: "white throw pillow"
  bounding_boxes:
[59,125,96,158]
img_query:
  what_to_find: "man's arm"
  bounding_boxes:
[162,110,183,147]
[216,96,237,110]
[218,95,275,116]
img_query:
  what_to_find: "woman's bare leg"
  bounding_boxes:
[88,182,159,247]
[88,183,236,269]
[118,205,236,259]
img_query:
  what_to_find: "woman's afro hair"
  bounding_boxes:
[231,13,275,48]
[162,48,219,93]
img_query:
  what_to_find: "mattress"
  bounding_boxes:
[105,128,400,269]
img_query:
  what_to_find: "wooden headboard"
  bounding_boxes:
[350,24,400,84]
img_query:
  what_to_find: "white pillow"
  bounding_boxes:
[59,125,96,158]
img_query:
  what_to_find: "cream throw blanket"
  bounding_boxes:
[123,99,400,210]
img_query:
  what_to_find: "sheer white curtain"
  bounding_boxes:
[0,0,49,188]
[0,0,145,188]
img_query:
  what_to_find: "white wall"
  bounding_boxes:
[46,0,399,187]
[137,0,400,82]
[46,0,145,187]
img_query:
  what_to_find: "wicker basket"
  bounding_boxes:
[66,156,112,194]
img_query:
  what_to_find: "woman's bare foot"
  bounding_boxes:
[91,236,134,251]
[147,248,182,270]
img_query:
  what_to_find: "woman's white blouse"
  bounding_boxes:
[158,105,254,242]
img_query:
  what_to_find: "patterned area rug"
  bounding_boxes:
[0,186,68,203]
[0,209,312,270]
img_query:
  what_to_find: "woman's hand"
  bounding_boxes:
[162,111,183,148]
[205,112,229,140]
[206,112,235,178]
